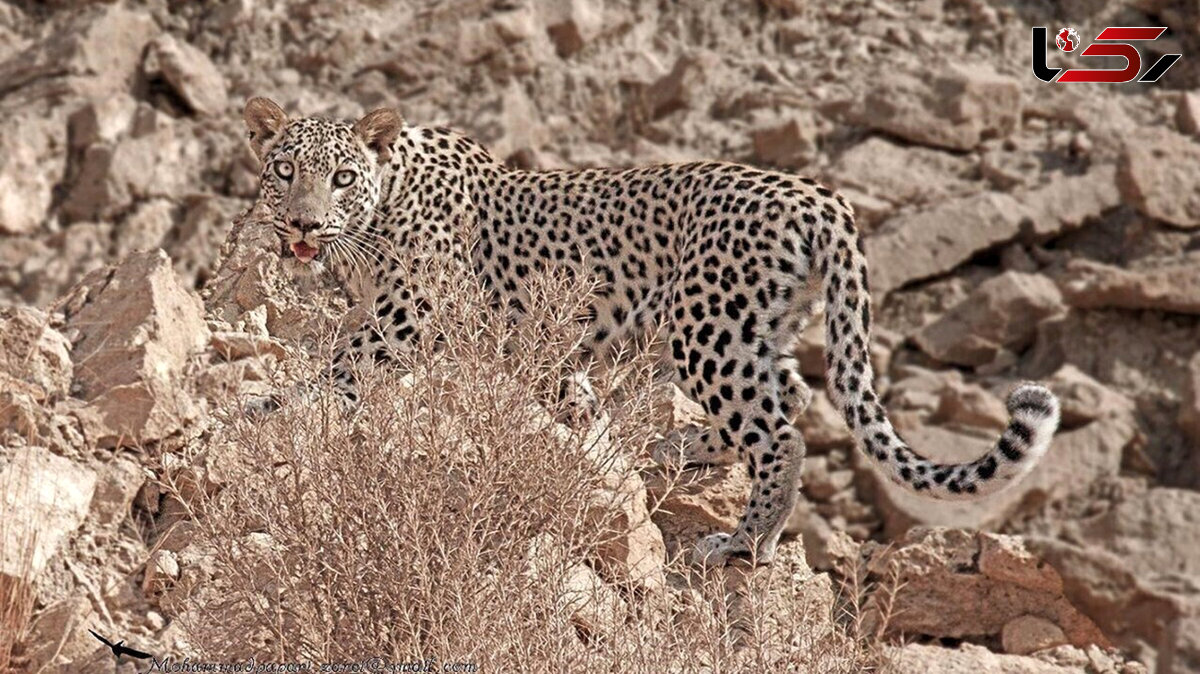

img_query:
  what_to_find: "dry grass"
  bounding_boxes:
[0,569,35,674]
[0,485,38,673]
[175,261,882,672]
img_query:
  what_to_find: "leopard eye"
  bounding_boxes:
[273,160,294,181]
[333,169,357,188]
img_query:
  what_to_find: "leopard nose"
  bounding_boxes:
[289,216,320,233]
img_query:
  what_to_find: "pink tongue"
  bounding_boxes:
[291,241,319,261]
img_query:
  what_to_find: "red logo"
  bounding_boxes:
[1033,26,1181,83]
[1056,27,1080,52]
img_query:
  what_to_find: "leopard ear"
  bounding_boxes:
[353,108,403,163]
[243,97,289,161]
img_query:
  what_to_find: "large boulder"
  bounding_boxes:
[572,419,666,594]
[866,192,1026,296]
[0,306,73,401]
[825,136,974,212]
[59,107,208,224]
[18,596,103,671]
[0,111,66,236]
[915,272,1066,367]
[1,446,97,581]
[1028,487,1200,673]
[1047,364,1136,430]
[645,463,749,557]
[1118,127,1200,229]
[841,65,1021,152]
[0,4,157,99]
[527,535,627,641]
[1021,165,1122,239]
[1069,488,1200,581]
[61,250,208,447]
[863,528,1109,650]
[1058,257,1200,315]
[143,34,228,116]
[866,164,1120,296]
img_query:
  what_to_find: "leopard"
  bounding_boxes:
[242,96,1062,567]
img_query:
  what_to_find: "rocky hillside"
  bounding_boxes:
[1,0,1198,672]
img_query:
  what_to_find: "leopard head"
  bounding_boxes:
[243,97,402,265]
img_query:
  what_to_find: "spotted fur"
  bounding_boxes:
[244,98,1061,566]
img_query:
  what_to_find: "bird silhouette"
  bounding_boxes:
[88,629,153,660]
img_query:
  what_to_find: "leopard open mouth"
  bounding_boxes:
[289,241,320,263]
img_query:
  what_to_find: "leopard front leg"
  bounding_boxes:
[327,271,430,404]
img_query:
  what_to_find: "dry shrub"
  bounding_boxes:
[179,259,878,672]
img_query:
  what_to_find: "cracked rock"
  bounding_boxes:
[61,249,208,447]
[915,272,1065,367]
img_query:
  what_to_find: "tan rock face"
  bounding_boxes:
[825,136,974,211]
[1118,128,1200,229]
[864,529,1108,648]
[1048,364,1136,429]
[540,0,606,58]
[794,315,898,379]
[143,34,229,116]
[60,109,208,224]
[1059,257,1200,315]
[645,463,749,551]
[525,534,629,642]
[1020,165,1122,239]
[1073,488,1200,584]
[751,116,816,169]
[795,390,853,450]
[209,330,286,361]
[1016,484,1200,671]
[0,446,97,581]
[886,643,1146,674]
[0,111,65,236]
[1181,354,1200,446]
[0,2,1195,669]
[844,66,1020,152]
[0,4,157,99]
[1002,615,1069,655]
[556,561,628,638]
[18,596,100,671]
[580,425,667,593]
[90,457,146,526]
[865,162,1120,297]
[0,386,40,436]
[0,306,73,401]
[1028,535,1199,673]
[142,549,181,599]
[866,192,1026,296]
[915,272,1065,367]
[62,249,208,446]
[929,376,1008,432]
[1178,92,1200,136]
